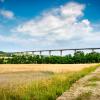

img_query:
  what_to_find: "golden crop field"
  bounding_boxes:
[0,64,97,73]
[0,64,99,100]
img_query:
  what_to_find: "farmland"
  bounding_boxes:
[0,64,97,73]
[0,64,99,100]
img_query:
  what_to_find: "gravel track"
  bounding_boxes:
[57,67,100,100]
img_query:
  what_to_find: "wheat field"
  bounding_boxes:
[0,64,99,100]
[0,64,97,73]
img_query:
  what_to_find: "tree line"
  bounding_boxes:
[0,51,100,64]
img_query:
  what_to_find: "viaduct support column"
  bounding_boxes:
[74,49,77,53]
[92,49,94,52]
[49,50,51,56]
[32,51,34,55]
[60,50,62,56]
[40,51,42,56]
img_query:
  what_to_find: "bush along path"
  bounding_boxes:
[57,66,100,100]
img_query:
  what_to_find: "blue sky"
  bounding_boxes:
[0,0,100,52]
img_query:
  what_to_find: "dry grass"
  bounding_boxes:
[0,65,98,100]
[0,64,99,100]
[0,64,97,73]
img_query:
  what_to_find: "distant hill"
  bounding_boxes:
[0,51,10,57]
[0,51,5,54]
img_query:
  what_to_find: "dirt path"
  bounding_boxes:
[57,67,100,100]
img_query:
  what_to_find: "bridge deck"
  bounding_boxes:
[8,47,100,56]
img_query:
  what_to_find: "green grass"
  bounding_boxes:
[84,82,97,87]
[88,76,100,82]
[75,91,92,100]
[0,65,99,100]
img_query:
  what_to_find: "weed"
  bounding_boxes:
[75,91,92,100]
[88,76,100,82]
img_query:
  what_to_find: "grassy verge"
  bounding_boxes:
[75,91,92,100]
[88,76,100,82]
[0,64,99,100]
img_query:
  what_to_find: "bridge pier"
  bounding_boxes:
[49,50,51,56]
[32,51,34,56]
[74,49,77,53]
[40,51,42,55]
[92,49,95,52]
[60,50,62,56]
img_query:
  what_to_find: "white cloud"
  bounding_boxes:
[14,2,93,42]
[14,3,85,37]
[1,2,100,50]
[60,2,85,18]
[0,9,15,19]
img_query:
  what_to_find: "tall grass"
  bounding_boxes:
[0,65,99,100]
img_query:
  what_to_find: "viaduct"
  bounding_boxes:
[11,47,100,56]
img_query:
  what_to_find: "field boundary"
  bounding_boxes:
[57,66,100,100]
